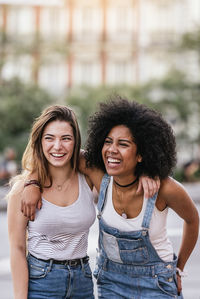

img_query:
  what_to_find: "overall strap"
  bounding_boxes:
[97,174,111,218]
[141,192,158,229]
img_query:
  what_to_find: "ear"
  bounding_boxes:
[137,155,142,163]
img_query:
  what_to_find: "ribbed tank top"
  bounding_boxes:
[28,173,96,260]
[102,176,173,261]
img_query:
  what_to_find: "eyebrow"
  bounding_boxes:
[44,133,73,137]
[106,136,133,144]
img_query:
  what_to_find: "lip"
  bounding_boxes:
[50,153,66,158]
[107,157,121,163]
[105,156,121,169]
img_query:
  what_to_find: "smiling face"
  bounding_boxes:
[42,120,75,169]
[102,125,142,181]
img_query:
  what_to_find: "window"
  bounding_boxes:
[7,7,34,36]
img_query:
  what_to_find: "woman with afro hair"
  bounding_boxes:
[83,96,199,299]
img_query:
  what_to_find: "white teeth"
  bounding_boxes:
[51,153,65,157]
[108,158,120,163]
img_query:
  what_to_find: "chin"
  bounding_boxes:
[106,168,120,176]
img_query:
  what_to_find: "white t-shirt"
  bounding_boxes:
[28,173,96,260]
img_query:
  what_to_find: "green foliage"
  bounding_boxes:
[0,78,53,160]
[180,28,200,53]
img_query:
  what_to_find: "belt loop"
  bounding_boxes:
[47,259,53,273]
[152,265,155,277]
[80,258,84,271]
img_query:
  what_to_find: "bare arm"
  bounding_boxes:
[159,177,199,294]
[7,185,29,299]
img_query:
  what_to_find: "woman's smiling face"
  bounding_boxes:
[101,125,142,180]
[42,120,75,169]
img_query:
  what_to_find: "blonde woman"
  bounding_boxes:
[8,105,96,299]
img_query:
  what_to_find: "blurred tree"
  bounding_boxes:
[65,70,200,159]
[180,27,200,58]
[0,78,53,160]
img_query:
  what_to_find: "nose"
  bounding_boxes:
[53,139,62,150]
[108,142,118,153]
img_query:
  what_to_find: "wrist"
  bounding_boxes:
[176,267,187,277]
[24,179,42,192]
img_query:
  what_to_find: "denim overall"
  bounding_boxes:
[94,174,183,299]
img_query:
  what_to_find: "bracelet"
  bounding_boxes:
[176,267,187,277]
[24,180,42,192]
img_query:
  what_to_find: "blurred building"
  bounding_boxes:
[0,0,200,95]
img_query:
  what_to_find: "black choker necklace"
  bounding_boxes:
[114,177,138,188]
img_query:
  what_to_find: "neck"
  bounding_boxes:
[49,165,75,184]
[113,176,138,188]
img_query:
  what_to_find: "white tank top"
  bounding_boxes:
[102,177,173,262]
[28,173,96,260]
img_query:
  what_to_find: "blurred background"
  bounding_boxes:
[0,0,200,180]
[0,0,200,298]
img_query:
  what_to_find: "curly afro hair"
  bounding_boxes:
[85,95,177,179]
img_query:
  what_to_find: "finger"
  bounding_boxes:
[151,180,157,197]
[23,203,28,217]
[142,179,150,199]
[25,204,30,218]
[155,176,160,190]
[149,181,155,198]
[30,205,36,221]
[136,179,142,194]
[37,199,42,210]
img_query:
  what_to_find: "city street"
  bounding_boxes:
[0,185,200,299]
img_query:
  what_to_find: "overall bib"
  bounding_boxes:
[94,174,183,299]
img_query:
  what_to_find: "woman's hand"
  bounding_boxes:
[137,176,160,198]
[176,274,182,296]
[21,185,42,221]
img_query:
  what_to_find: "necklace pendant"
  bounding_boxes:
[57,185,62,191]
[122,212,127,219]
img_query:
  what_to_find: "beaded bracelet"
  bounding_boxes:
[24,180,42,192]
[176,267,187,277]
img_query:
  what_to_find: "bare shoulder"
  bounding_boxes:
[159,177,187,197]
[7,181,24,210]
[158,177,198,220]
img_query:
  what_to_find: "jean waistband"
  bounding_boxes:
[29,253,89,267]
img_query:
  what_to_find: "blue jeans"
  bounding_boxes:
[27,254,94,299]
